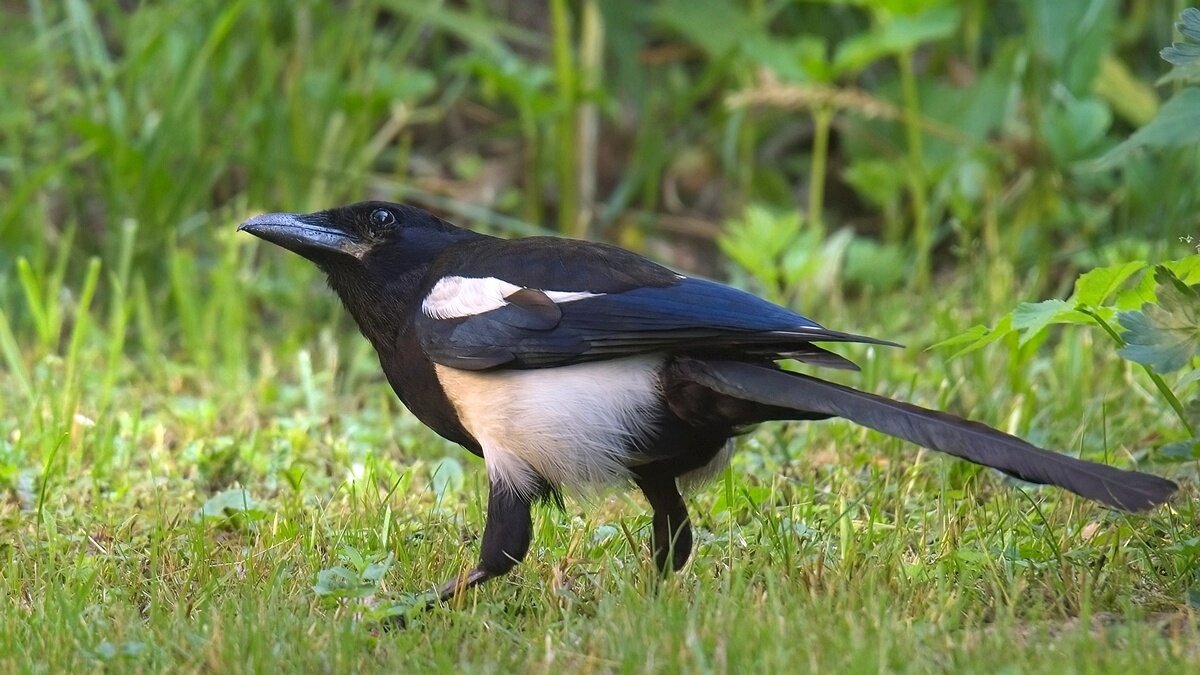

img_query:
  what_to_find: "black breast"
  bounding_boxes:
[379,325,482,456]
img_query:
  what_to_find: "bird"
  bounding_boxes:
[239,200,1178,607]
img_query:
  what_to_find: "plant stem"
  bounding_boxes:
[550,0,578,235]
[1083,309,1195,436]
[576,0,603,239]
[521,109,543,228]
[808,105,833,234]
[897,47,930,290]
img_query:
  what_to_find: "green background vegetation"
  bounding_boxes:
[2,0,1199,671]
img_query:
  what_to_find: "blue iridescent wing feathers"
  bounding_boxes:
[417,275,896,370]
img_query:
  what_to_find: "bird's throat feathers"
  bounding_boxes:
[320,226,487,348]
[321,261,423,348]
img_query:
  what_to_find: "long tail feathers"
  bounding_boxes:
[680,359,1177,512]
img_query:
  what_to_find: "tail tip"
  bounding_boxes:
[1108,475,1179,512]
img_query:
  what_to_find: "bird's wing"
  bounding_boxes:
[413,239,895,371]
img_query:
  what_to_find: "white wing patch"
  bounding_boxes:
[542,289,605,303]
[422,275,603,320]
[422,276,520,319]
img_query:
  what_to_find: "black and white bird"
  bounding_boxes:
[239,201,1177,604]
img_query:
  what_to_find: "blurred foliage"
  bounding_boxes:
[2,5,1199,668]
[934,255,1200,461]
[1,1,1198,434]
[2,1,1199,311]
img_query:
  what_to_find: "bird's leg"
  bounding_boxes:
[383,480,536,630]
[635,476,692,573]
[435,479,535,604]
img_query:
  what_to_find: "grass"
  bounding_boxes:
[1,253,1196,671]
[2,1,1199,672]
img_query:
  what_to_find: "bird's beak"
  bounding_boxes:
[238,212,368,260]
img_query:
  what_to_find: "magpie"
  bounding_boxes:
[239,201,1177,605]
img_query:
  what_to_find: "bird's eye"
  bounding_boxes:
[369,208,395,230]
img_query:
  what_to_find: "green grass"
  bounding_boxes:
[1,257,1196,672]
[3,1,1199,672]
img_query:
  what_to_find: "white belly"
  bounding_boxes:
[434,356,665,497]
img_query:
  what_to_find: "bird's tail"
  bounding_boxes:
[677,358,1177,512]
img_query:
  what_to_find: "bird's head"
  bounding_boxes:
[238,201,476,273]
[239,201,486,341]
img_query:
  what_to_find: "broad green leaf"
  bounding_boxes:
[1040,96,1111,162]
[652,0,758,57]
[1021,0,1115,94]
[1012,300,1089,344]
[1187,398,1200,433]
[843,159,905,209]
[1162,9,1200,66]
[1156,266,1200,320]
[1165,255,1200,285]
[1162,42,1200,66]
[1088,88,1200,170]
[934,314,1015,359]
[340,546,366,571]
[832,5,960,74]
[1072,260,1146,307]
[719,207,806,296]
[1116,267,1200,373]
[362,555,395,584]
[928,324,990,352]
[313,566,373,599]
[1156,437,1200,462]
[843,237,908,291]
[1115,269,1158,310]
[197,487,260,519]
[743,35,830,83]
[1180,7,1200,41]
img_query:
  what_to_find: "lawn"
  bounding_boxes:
[2,2,1198,673]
